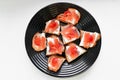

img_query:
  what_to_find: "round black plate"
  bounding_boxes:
[25,2,101,77]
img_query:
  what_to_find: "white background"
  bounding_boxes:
[0,0,120,80]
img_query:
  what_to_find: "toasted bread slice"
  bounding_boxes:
[65,43,86,63]
[46,35,64,56]
[61,24,80,44]
[44,19,60,35]
[48,55,65,72]
[79,30,101,48]
[57,8,80,25]
[32,32,46,51]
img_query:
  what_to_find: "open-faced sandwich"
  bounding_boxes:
[65,43,86,62]
[46,35,64,56]
[32,32,46,51]
[79,30,101,48]
[57,8,80,25]
[44,19,60,35]
[61,24,80,44]
[48,55,65,72]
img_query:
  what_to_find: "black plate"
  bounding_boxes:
[25,2,101,77]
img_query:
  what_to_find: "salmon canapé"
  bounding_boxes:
[79,30,101,48]
[46,36,64,56]
[65,43,86,62]
[48,55,65,72]
[57,8,80,25]
[32,32,46,51]
[61,24,80,44]
[44,19,60,35]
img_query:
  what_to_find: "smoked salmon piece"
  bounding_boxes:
[65,43,86,63]
[61,24,80,44]
[44,19,60,35]
[32,32,46,51]
[48,55,65,72]
[46,36,64,56]
[57,8,80,25]
[79,30,101,48]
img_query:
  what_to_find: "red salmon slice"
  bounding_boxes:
[61,24,80,44]
[46,36,64,56]
[48,55,65,72]
[65,43,86,62]
[57,8,80,25]
[32,32,46,51]
[80,30,101,48]
[44,19,60,35]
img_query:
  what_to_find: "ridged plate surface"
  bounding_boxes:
[25,2,101,77]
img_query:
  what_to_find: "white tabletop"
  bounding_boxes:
[0,0,120,80]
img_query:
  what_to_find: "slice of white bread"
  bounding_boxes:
[79,30,101,48]
[65,43,86,63]
[32,32,46,51]
[61,24,80,44]
[44,19,60,35]
[48,55,65,72]
[46,35,64,56]
[57,8,80,25]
